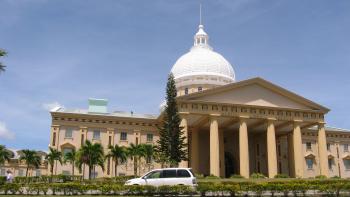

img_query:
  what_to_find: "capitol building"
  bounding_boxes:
[49,22,350,179]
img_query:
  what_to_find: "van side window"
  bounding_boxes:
[177,170,191,177]
[146,171,161,179]
[162,170,177,178]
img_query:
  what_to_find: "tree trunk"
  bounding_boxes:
[50,163,54,176]
[93,165,96,179]
[72,161,74,176]
[88,165,92,180]
[83,164,85,179]
[54,160,57,175]
[133,157,137,176]
[115,160,118,177]
[26,166,29,178]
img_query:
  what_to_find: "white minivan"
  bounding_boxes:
[125,168,197,187]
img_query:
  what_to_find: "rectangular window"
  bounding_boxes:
[19,169,24,176]
[306,158,313,169]
[36,170,41,176]
[162,170,177,178]
[306,142,312,150]
[52,132,56,146]
[108,136,112,146]
[93,130,100,140]
[328,159,333,170]
[63,148,73,155]
[0,169,5,176]
[327,143,331,151]
[256,144,260,156]
[278,162,282,174]
[81,134,84,146]
[62,170,70,175]
[344,144,349,152]
[278,144,281,156]
[147,134,153,142]
[120,132,127,141]
[65,128,73,138]
[344,160,350,170]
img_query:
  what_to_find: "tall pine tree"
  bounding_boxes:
[156,73,188,167]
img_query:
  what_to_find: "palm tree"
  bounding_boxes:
[127,143,144,176]
[106,144,127,177]
[46,147,62,175]
[64,149,76,176]
[19,150,41,177]
[0,145,11,166]
[77,140,105,179]
[141,144,155,171]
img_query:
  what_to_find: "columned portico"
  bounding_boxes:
[239,117,249,178]
[209,115,220,177]
[266,119,277,178]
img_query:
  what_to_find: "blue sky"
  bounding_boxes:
[0,0,349,150]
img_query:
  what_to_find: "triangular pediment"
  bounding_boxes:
[178,78,329,112]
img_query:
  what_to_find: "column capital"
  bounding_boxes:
[239,116,249,121]
[179,112,190,115]
[267,118,277,123]
[318,122,326,126]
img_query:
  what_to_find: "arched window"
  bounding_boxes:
[185,88,189,95]
[198,87,202,91]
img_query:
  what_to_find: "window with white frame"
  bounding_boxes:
[306,158,313,169]
[120,132,127,141]
[62,170,70,175]
[185,88,189,95]
[306,142,312,150]
[344,144,349,152]
[93,130,100,140]
[344,160,350,170]
[36,169,41,176]
[65,128,73,138]
[147,133,153,142]
[328,158,333,170]
[62,148,73,156]
[18,169,24,176]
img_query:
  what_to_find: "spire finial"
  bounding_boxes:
[199,3,202,27]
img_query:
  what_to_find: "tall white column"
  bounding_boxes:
[239,117,250,178]
[293,121,304,178]
[179,117,189,168]
[210,115,220,177]
[191,128,199,173]
[318,123,329,177]
[266,119,277,178]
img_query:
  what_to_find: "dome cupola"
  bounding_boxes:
[170,22,236,96]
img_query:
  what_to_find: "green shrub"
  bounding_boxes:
[195,173,204,178]
[230,174,244,179]
[205,175,220,179]
[315,175,327,179]
[250,173,266,179]
[274,174,289,178]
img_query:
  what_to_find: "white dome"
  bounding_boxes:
[170,25,235,91]
[171,47,235,81]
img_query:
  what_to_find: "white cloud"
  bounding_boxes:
[0,122,15,140]
[42,102,64,111]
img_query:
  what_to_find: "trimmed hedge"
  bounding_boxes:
[2,179,350,196]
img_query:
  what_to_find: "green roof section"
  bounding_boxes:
[88,98,108,113]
